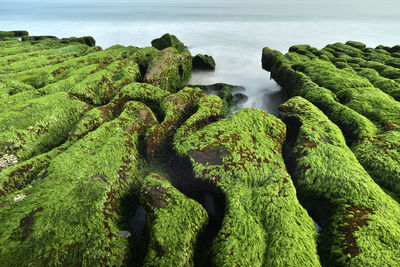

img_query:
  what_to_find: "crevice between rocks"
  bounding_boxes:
[281,115,332,265]
[168,153,226,267]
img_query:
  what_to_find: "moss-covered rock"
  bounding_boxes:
[145,87,204,160]
[192,54,216,70]
[262,42,400,199]
[151,33,185,53]
[174,108,320,266]
[60,36,96,47]
[280,96,400,266]
[10,30,29,37]
[0,92,91,163]
[132,46,158,77]
[21,35,58,42]
[189,83,246,117]
[0,31,15,40]
[0,101,157,266]
[144,47,192,92]
[139,173,208,266]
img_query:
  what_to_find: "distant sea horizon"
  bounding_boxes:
[2,0,400,114]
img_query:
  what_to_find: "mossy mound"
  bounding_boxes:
[189,83,246,117]
[0,32,237,266]
[262,42,400,198]
[174,108,320,266]
[280,96,400,266]
[151,33,185,53]
[3,32,400,266]
[144,47,192,93]
[193,54,216,70]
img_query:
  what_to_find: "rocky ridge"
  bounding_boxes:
[0,32,399,266]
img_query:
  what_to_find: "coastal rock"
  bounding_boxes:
[151,33,185,52]
[139,173,208,266]
[21,35,58,42]
[280,96,400,266]
[262,42,400,198]
[233,92,248,103]
[189,83,246,116]
[174,108,320,266]
[10,31,29,37]
[0,31,14,40]
[3,31,400,266]
[144,47,192,92]
[192,54,216,70]
[61,36,96,47]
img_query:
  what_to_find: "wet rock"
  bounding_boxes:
[0,154,18,171]
[280,96,400,266]
[262,41,400,196]
[0,31,15,40]
[144,47,192,92]
[10,31,29,37]
[151,33,185,53]
[174,108,320,266]
[192,54,216,70]
[233,92,248,103]
[61,36,96,47]
[189,83,246,116]
[119,230,132,239]
[21,35,58,42]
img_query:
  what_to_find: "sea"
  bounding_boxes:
[2,0,400,115]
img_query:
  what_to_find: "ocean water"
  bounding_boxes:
[2,0,400,115]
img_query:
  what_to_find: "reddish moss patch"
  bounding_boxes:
[302,139,317,148]
[12,207,44,242]
[188,146,228,166]
[341,205,374,259]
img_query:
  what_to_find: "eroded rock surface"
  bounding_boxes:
[1,33,399,266]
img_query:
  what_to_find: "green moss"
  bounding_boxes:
[0,80,35,96]
[0,44,91,75]
[189,83,243,117]
[144,47,192,93]
[288,57,400,131]
[0,101,157,266]
[289,44,318,59]
[66,58,141,105]
[263,41,400,203]
[1,46,129,89]
[0,39,21,49]
[21,35,58,42]
[140,173,208,266]
[145,87,204,160]
[0,92,91,163]
[345,41,367,50]
[262,47,377,141]
[10,30,29,37]
[174,108,320,266]
[61,36,96,47]
[0,39,65,57]
[0,31,15,40]
[151,33,185,53]
[173,94,222,142]
[131,46,158,76]
[357,68,400,101]
[352,131,400,196]
[192,54,216,70]
[279,96,400,266]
